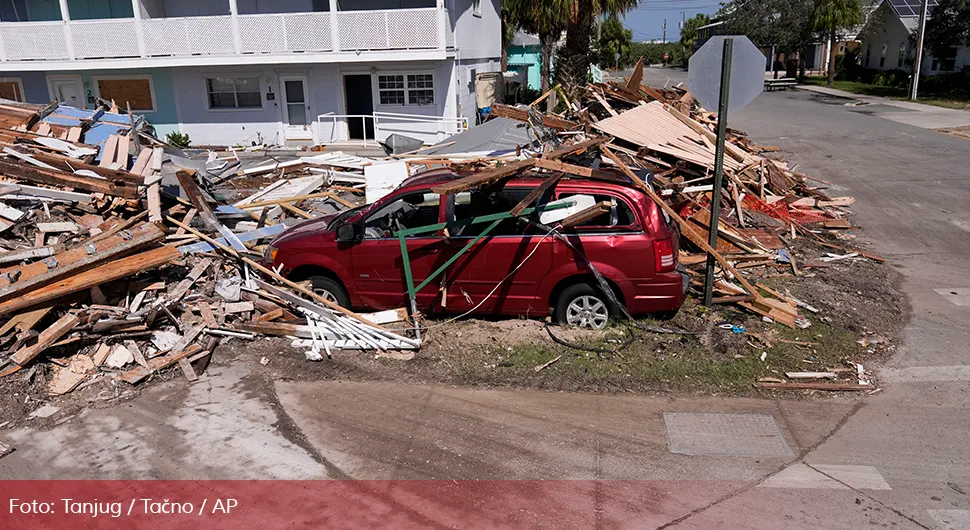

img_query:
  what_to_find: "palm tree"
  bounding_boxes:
[812,0,864,86]
[504,0,569,95]
[560,0,639,94]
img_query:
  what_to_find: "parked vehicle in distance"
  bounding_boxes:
[263,169,688,329]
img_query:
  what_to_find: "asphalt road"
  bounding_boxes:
[2,67,969,529]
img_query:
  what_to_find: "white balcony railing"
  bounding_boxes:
[0,7,447,64]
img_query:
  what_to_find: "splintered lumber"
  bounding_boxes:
[532,158,619,180]
[175,170,246,252]
[489,104,578,130]
[0,158,139,198]
[432,158,537,195]
[1,313,80,375]
[626,57,644,92]
[0,222,165,300]
[165,215,380,329]
[600,146,758,296]
[0,245,180,316]
[511,172,563,216]
[236,321,308,337]
[560,201,612,228]
[754,382,873,391]
[540,136,609,159]
[785,371,837,379]
[119,344,202,384]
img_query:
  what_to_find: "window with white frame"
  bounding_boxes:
[407,74,434,105]
[378,75,406,105]
[377,73,434,106]
[898,43,906,68]
[206,77,261,109]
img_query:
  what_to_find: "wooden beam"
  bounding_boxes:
[489,103,578,130]
[0,222,165,299]
[532,157,616,180]
[0,158,139,198]
[431,158,537,195]
[560,201,611,228]
[1,313,80,375]
[626,57,644,92]
[119,344,203,384]
[540,136,608,160]
[0,246,180,316]
[599,146,758,296]
[510,172,563,216]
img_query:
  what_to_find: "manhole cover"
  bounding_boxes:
[663,412,793,456]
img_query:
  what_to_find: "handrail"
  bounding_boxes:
[317,111,468,145]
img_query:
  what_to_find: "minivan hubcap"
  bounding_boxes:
[566,296,608,330]
[313,288,338,304]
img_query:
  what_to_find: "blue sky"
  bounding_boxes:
[620,0,724,42]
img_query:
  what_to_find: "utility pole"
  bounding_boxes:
[681,11,686,59]
[662,19,667,65]
[909,0,929,100]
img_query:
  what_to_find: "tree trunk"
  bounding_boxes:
[540,33,553,94]
[561,1,594,96]
[827,26,838,87]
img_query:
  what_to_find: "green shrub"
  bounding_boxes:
[166,132,191,148]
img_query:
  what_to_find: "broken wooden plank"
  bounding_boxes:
[1,313,80,374]
[785,371,838,379]
[489,104,578,130]
[0,246,180,316]
[560,201,612,228]
[431,158,537,195]
[175,170,246,251]
[540,137,609,160]
[0,158,139,198]
[36,222,79,233]
[511,172,563,216]
[0,222,165,300]
[224,301,255,314]
[99,135,119,168]
[118,344,203,384]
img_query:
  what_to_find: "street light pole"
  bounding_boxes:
[909,0,929,100]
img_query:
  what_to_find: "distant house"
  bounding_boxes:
[506,31,541,91]
[859,0,970,74]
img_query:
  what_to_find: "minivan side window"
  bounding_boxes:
[556,192,638,232]
[449,188,540,237]
[363,191,440,239]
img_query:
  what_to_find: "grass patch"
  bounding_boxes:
[802,77,970,110]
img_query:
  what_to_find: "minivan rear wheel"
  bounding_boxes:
[555,283,611,330]
[309,276,350,308]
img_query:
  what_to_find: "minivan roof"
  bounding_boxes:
[401,165,647,197]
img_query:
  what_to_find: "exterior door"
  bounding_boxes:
[351,190,445,310]
[343,74,374,140]
[48,76,83,107]
[280,76,311,140]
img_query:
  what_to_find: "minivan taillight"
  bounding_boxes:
[654,239,675,273]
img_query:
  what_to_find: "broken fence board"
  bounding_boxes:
[119,344,202,384]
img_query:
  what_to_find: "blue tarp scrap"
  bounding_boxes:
[38,104,135,162]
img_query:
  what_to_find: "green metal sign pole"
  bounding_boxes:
[703,37,734,306]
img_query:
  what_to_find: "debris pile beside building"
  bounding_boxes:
[0,64,883,403]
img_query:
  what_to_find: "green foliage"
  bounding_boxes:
[628,42,685,65]
[596,14,635,69]
[166,132,191,148]
[679,13,711,56]
[924,0,970,61]
[811,0,864,34]
[720,0,815,54]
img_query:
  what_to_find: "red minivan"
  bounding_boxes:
[264,169,688,329]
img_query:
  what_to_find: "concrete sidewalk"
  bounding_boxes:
[797,84,970,129]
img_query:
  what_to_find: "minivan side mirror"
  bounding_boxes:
[336,222,360,242]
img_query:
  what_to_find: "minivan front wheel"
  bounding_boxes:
[309,276,350,308]
[555,283,610,330]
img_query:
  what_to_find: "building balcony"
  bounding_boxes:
[0,1,453,70]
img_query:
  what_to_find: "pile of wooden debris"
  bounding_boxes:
[0,100,415,401]
[470,59,882,335]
